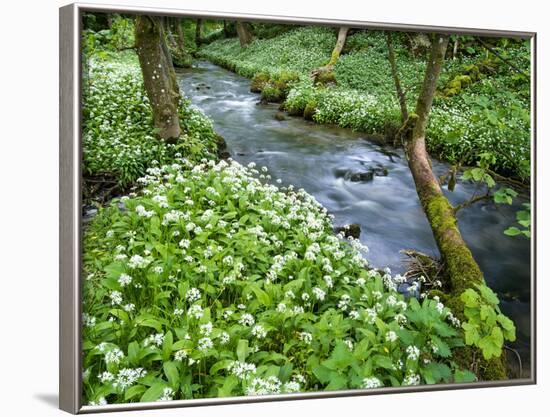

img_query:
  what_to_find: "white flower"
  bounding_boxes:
[245,376,282,396]
[118,273,132,287]
[239,313,255,326]
[83,313,96,327]
[144,333,164,347]
[312,287,326,301]
[99,371,114,383]
[198,337,213,351]
[105,348,124,364]
[109,291,123,305]
[179,239,190,249]
[403,372,421,386]
[186,287,201,303]
[219,331,230,345]
[251,324,267,339]
[229,361,257,380]
[349,310,360,320]
[174,350,187,361]
[344,339,353,351]
[128,254,150,269]
[152,266,163,274]
[298,332,312,344]
[135,205,154,218]
[363,377,383,389]
[386,331,398,342]
[158,387,174,401]
[188,304,203,319]
[123,303,135,312]
[406,345,420,361]
[200,322,213,336]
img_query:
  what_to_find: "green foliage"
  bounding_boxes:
[82,159,471,404]
[82,53,217,187]
[504,203,531,238]
[460,284,516,360]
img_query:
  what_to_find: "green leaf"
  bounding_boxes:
[312,365,332,384]
[325,373,348,391]
[218,375,239,397]
[476,284,499,305]
[124,385,146,401]
[478,327,504,360]
[127,341,140,366]
[462,322,480,346]
[460,289,480,308]
[163,361,179,390]
[373,354,394,370]
[504,227,522,236]
[210,359,234,375]
[237,339,249,362]
[162,331,173,361]
[496,314,517,341]
[140,382,166,402]
[454,369,477,383]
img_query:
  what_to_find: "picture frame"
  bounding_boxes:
[60,2,536,414]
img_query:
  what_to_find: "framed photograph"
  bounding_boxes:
[59,2,536,413]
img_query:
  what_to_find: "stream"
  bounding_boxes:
[177,61,532,377]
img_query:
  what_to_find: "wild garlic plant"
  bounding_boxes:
[83,158,473,405]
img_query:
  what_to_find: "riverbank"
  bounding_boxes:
[198,27,531,180]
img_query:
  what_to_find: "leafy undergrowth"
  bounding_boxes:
[83,159,474,405]
[82,52,218,188]
[199,28,530,179]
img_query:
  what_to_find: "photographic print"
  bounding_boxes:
[71,7,533,410]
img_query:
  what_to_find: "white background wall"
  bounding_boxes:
[0,0,546,415]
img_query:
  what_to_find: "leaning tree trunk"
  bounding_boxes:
[135,15,181,141]
[236,21,253,47]
[328,27,349,66]
[390,33,507,380]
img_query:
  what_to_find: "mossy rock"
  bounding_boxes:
[303,101,318,120]
[260,85,284,103]
[251,72,270,93]
[274,112,286,121]
[334,224,361,239]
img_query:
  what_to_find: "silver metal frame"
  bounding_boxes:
[59,2,537,414]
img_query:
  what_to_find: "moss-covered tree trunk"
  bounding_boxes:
[135,15,181,141]
[328,27,349,66]
[236,21,253,47]
[390,33,507,380]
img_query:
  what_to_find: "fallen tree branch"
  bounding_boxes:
[453,193,492,213]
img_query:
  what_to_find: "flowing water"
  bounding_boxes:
[177,61,532,376]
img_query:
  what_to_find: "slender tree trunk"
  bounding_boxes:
[452,37,459,59]
[223,20,229,37]
[328,27,349,66]
[236,21,253,47]
[174,18,186,55]
[385,32,408,125]
[195,19,203,46]
[389,33,507,379]
[135,15,181,141]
